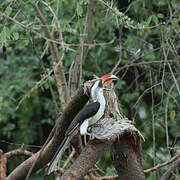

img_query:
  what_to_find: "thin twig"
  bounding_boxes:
[31,2,69,107]
[98,0,164,29]
[0,140,42,148]
[5,149,33,158]
[149,70,156,176]
[0,12,113,47]
[69,0,98,96]
[167,62,180,95]
[23,3,67,178]
[144,153,180,173]
[62,148,76,169]
[159,158,180,180]
[133,83,162,108]
[115,60,177,73]
[16,68,53,110]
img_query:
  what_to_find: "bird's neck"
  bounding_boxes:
[91,87,105,104]
[90,88,106,126]
[90,80,106,122]
[95,89,105,105]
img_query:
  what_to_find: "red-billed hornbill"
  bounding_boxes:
[45,74,118,175]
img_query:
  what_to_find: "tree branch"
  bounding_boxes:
[69,0,98,96]
[160,157,180,180]
[144,153,180,173]
[0,150,7,180]
[5,149,33,159]
[7,87,89,180]
[0,12,113,48]
[31,2,69,107]
[112,133,145,180]
[58,83,145,179]
[60,138,116,180]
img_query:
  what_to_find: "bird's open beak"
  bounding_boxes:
[102,74,119,87]
[109,74,119,80]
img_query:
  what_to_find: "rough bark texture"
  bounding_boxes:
[7,87,89,180]
[112,133,145,180]
[57,83,145,180]
[0,150,7,180]
[60,138,116,180]
[7,81,145,180]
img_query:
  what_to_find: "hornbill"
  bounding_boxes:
[45,74,119,175]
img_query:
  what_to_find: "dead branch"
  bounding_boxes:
[144,153,180,173]
[58,83,145,180]
[90,174,118,180]
[7,86,89,180]
[7,81,144,180]
[5,149,33,159]
[0,140,41,148]
[0,150,7,180]
[160,157,180,180]
[69,0,98,96]
[0,12,113,48]
[31,2,69,108]
[62,148,76,169]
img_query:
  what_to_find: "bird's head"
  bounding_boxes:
[90,73,119,101]
[100,73,119,87]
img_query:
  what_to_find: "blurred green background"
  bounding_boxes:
[0,0,179,179]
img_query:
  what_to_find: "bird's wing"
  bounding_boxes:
[65,102,100,136]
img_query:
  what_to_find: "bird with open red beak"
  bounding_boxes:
[45,73,119,175]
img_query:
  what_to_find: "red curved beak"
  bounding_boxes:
[100,74,119,87]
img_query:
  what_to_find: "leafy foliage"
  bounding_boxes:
[0,0,179,179]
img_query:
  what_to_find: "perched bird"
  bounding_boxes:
[45,74,119,175]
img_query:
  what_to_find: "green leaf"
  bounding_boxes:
[171,0,179,9]
[13,32,19,40]
[170,111,176,120]
[152,15,159,24]
[157,13,164,19]
[76,3,83,17]
[144,53,156,61]
[5,6,12,16]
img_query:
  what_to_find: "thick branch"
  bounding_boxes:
[60,138,116,180]
[112,133,145,180]
[60,83,144,179]
[7,87,89,180]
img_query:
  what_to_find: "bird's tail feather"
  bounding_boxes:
[45,136,70,175]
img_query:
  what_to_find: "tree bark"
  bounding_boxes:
[112,133,145,180]
[60,138,116,180]
[59,83,145,180]
[0,150,7,179]
[7,87,89,180]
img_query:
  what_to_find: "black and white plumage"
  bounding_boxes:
[45,74,118,175]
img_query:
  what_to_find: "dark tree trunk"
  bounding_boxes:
[112,133,145,180]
